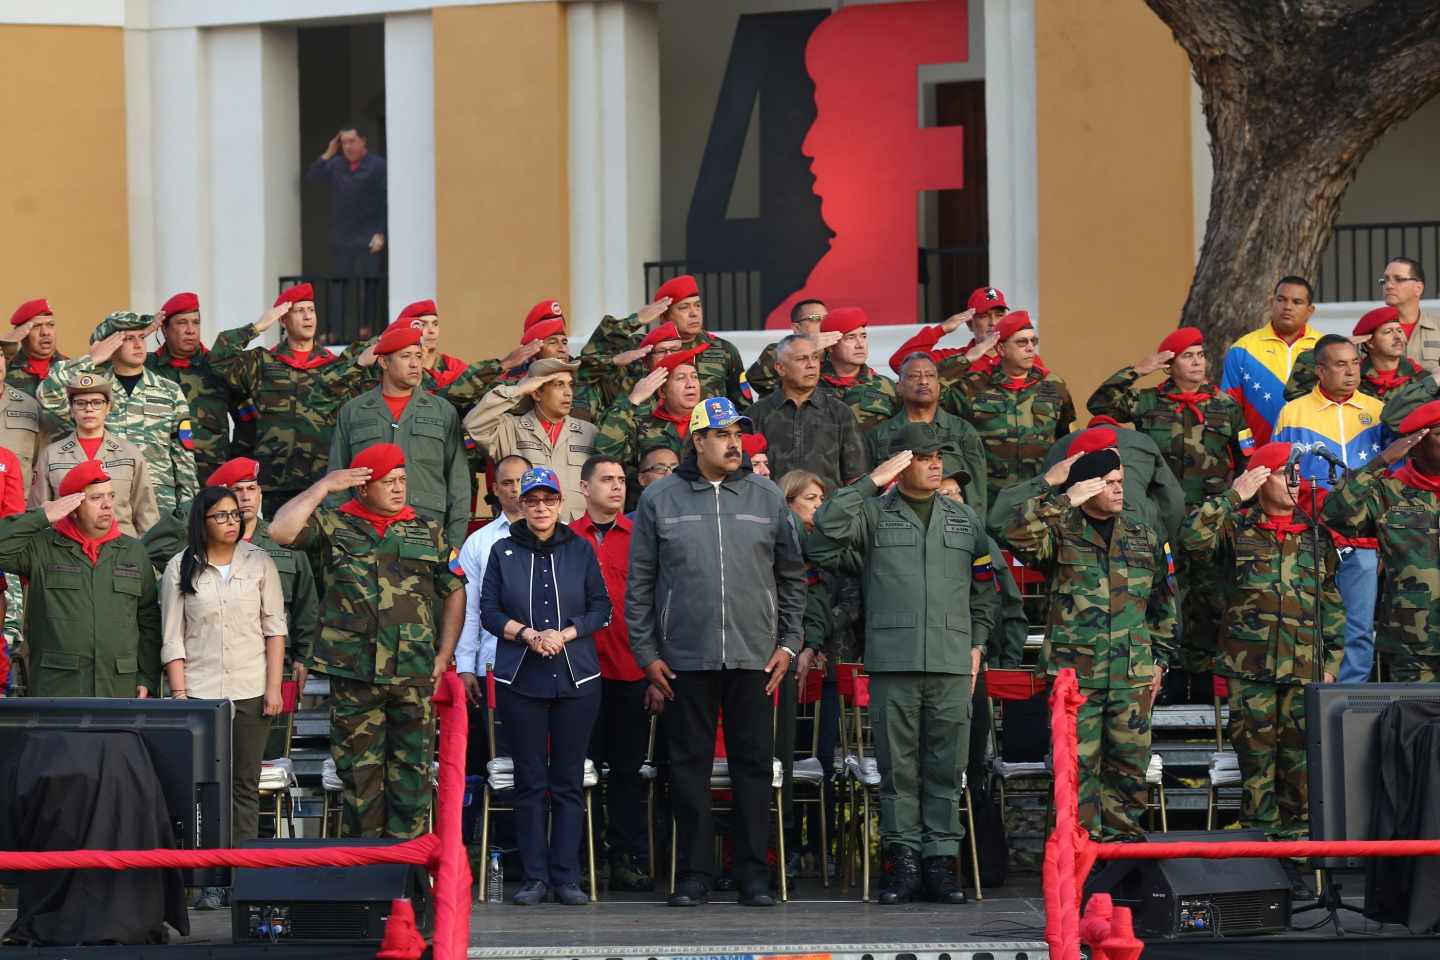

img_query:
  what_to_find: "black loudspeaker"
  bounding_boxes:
[230,839,431,943]
[1083,830,1290,939]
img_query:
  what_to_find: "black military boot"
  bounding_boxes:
[877,845,921,905]
[922,856,968,904]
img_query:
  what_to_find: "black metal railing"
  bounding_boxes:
[277,274,389,345]
[643,245,989,331]
[1317,221,1438,303]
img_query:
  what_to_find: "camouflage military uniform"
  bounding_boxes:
[147,346,259,480]
[817,360,898,433]
[37,355,198,515]
[207,322,373,502]
[1003,491,1177,840]
[1183,490,1344,837]
[1323,460,1440,682]
[1283,350,1424,404]
[290,508,463,838]
[3,347,68,400]
[746,341,783,399]
[866,409,988,511]
[594,396,690,482]
[943,366,1075,515]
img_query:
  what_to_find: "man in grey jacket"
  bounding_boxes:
[626,396,807,908]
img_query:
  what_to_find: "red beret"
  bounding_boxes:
[374,323,424,355]
[1158,326,1204,356]
[59,460,111,498]
[524,298,564,330]
[274,283,314,308]
[1067,427,1117,457]
[10,298,52,327]
[653,343,709,375]
[521,317,566,345]
[1399,399,1440,435]
[206,457,260,488]
[821,307,868,336]
[741,433,768,457]
[1354,306,1402,338]
[161,292,199,316]
[1088,415,1121,428]
[995,311,1033,342]
[397,299,437,323]
[351,443,406,480]
[966,286,1008,314]
[639,321,681,350]
[1247,442,1292,473]
[655,275,700,304]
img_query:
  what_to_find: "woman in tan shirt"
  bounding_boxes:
[160,486,287,867]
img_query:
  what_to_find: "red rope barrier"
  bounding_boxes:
[426,671,472,960]
[1095,839,1440,860]
[0,838,436,871]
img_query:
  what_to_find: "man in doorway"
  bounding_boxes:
[307,124,387,278]
[1220,276,1320,447]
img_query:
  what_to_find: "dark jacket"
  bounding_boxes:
[480,521,610,693]
[305,152,387,248]
[748,387,867,494]
[626,454,807,671]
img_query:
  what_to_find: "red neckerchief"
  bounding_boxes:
[349,158,362,172]
[23,356,52,380]
[1396,461,1440,494]
[427,354,468,388]
[339,500,417,538]
[1254,513,1309,542]
[1162,383,1216,423]
[270,344,337,370]
[54,516,122,565]
[822,373,858,388]
[1365,362,1416,398]
[154,343,207,369]
[651,403,691,440]
[997,371,1034,392]
[536,415,565,445]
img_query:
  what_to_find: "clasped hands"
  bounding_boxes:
[523,627,567,658]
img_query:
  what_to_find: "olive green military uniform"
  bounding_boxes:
[1088,373,1245,674]
[1003,491,1178,840]
[808,470,999,857]
[1183,490,1343,837]
[144,510,319,668]
[1323,459,1440,682]
[290,508,464,838]
[942,366,1075,515]
[147,346,260,480]
[31,432,161,537]
[866,409,988,509]
[38,358,198,516]
[207,322,373,504]
[0,508,160,696]
[329,386,471,549]
[817,360,898,433]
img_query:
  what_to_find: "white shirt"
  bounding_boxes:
[455,514,516,676]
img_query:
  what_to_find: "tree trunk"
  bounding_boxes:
[1145,0,1440,360]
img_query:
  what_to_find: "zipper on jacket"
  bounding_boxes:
[552,552,580,685]
[715,484,726,662]
[661,589,673,643]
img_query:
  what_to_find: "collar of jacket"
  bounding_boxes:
[509,518,577,555]
[676,451,751,489]
[572,512,632,537]
[988,365,1045,388]
[877,486,945,531]
[363,384,427,412]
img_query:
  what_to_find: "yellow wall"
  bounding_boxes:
[0,26,129,357]
[433,3,570,363]
[1034,0,1195,410]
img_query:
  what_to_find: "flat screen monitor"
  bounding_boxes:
[0,697,233,886]
[1305,682,1440,869]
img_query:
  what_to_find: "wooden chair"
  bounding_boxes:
[257,710,297,838]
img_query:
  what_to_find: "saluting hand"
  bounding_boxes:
[88,330,126,366]
[628,366,669,406]
[1044,453,1082,488]
[2,319,34,344]
[517,370,565,397]
[814,330,843,352]
[637,296,673,327]
[1064,477,1107,507]
[499,338,544,372]
[964,331,1000,363]
[42,492,86,523]
[1230,466,1271,502]
[321,467,373,494]
[613,344,654,367]
[941,308,976,335]
[1133,350,1175,376]
[868,450,914,489]
[1381,428,1429,466]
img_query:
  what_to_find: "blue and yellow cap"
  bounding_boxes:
[520,466,562,497]
[688,396,753,435]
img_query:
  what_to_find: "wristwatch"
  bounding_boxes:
[779,644,797,660]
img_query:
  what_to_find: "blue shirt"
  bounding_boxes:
[305,153,387,248]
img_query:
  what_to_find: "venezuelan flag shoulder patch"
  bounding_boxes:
[448,548,465,578]
[178,419,194,451]
[1163,541,1176,576]
[234,401,258,422]
[739,370,755,404]
[972,552,995,584]
[805,563,821,587]
[1238,428,1255,455]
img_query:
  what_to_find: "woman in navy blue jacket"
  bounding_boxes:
[480,466,611,906]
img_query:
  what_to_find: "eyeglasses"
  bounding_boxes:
[1379,275,1420,286]
[521,495,562,508]
[640,463,676,475]
[206,510,243,523]
[71,399,107,410]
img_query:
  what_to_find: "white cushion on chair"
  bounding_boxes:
[1209,751,1241,786]
[711,758,784,789]
[1145,754,1164,785]
[321,756,343,792]
[486,756,599,791]
[258,757,295,792]
[639,762,659,780]
[792,757,826,785]
[843,754,881,787]
[992,757,1051,779]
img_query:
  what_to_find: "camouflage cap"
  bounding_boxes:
[66,370,112,400]
[89,311,154,345]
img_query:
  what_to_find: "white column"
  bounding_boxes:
[983,0,1039,321]
[123,26,156,311]
[568,0,661,338]
[205,25,300,341]
[384,11,437,319]
[1190,78,1212,264]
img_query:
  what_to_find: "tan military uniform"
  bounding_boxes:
[464,383,598,522]
[31,433,161,537]
[1405,310,1440,371]
[0,385,46,484]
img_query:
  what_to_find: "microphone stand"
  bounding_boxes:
[1288,454,1362,936]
